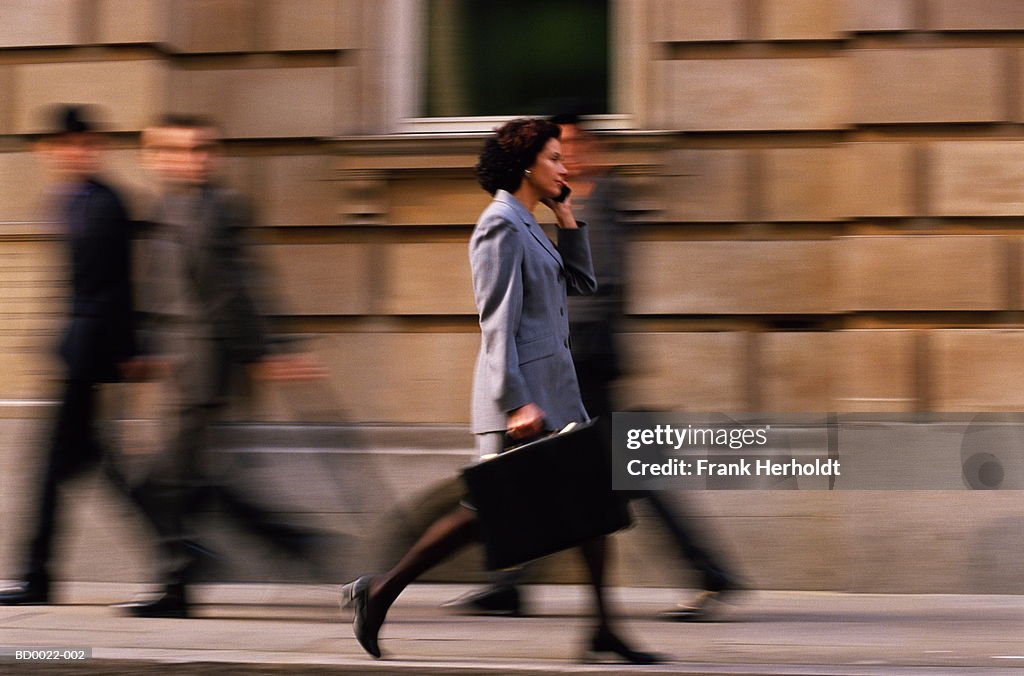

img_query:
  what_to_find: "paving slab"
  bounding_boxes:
[1,583,1022,675]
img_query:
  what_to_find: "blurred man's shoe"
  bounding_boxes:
[704,567,741,595]
[660,568,741,622]
[660,590,722,621]
[441,584,522,616]
[115,584,189,618]
[0,579,49,605]
[583,625,664,664]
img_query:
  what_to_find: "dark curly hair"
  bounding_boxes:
[476,118,561,195]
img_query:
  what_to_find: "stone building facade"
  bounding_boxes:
[2,0,1024,591]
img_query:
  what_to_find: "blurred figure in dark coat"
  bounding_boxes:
[0,105,143,606]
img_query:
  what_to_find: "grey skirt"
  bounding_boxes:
[462,431,508,511]
[475,431,506,458]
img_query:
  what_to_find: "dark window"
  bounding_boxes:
[424,0,609,117]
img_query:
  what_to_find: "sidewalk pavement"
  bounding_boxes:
[1,583,1022,675]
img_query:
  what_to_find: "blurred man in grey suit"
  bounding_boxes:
[118,115,322,617]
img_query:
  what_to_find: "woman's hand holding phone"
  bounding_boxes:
[543,184,577,228]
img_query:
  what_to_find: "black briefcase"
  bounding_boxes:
[461,418,632,570]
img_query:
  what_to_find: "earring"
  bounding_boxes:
[524,169,532,176]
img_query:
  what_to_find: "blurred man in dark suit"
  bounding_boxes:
[0,105,142,605]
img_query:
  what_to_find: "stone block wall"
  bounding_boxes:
[633,0,1024,417]
[3,0,1024,592]
[8,1,1024,421]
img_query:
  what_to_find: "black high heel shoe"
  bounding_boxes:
[584,626,663,664]
[340,575,382,658]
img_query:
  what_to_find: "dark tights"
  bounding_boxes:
[365,505,617,633]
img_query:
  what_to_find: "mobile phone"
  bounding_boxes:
[555,184,571,203]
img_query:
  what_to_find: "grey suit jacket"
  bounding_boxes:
[469,190,597,434]
[140,185,269,406]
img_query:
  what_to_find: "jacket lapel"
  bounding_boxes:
[493,191,563,268]
[524,220,564,268]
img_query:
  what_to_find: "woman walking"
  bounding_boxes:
[341,118,658,664]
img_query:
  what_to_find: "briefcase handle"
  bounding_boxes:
[484,419,593,460]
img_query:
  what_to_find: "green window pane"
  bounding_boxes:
[425,0,609,117]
